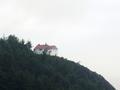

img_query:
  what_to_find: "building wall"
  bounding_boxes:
[34,49,44,54]
[34,49,57,56]
[48,49,57,56]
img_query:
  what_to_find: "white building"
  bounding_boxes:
[34,44,58,56]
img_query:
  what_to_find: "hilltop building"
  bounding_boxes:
[34,44,58,56]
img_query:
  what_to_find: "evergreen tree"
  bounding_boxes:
[0,35,116,90]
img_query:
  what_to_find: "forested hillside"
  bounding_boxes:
[0,35,115,90]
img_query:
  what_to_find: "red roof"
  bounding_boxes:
[34,44,57,50]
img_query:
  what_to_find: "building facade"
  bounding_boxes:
[34,44,58,56]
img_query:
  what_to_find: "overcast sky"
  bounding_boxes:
[0,0,120,89]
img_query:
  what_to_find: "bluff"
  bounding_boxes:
[0,35,115,90]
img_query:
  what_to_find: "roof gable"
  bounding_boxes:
[34,44,57,50]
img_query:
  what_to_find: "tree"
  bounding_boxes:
[0,35,116,90]
[25,41,32,49]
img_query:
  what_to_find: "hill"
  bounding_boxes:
[0,35,115,90]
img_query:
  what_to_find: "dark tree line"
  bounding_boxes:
[0,35,116,90]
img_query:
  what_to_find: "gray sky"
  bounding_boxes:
[0,0,120,89]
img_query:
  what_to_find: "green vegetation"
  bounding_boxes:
[0,35,115,90]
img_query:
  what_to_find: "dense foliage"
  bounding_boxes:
[0,35,115,90]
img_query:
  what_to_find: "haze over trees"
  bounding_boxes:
[0,35,115,90]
